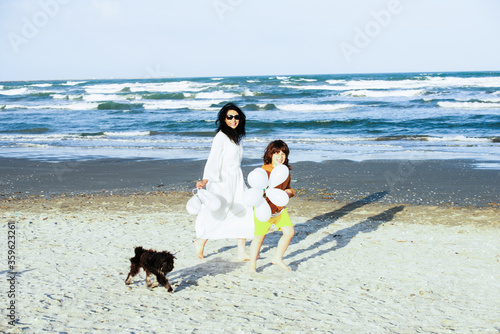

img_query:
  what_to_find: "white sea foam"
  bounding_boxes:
[63,81,87,86]
[30,83,53,88]
[242,89,255,97]
[82,94,131,102]
[103,131,151,137]
[52,94,84,100]
[84,81,218,94]
[11,102,99,110]
[143,99,216,110]
[281,84,346,91]
[425,135,492,143]
[277,103,353,112]
[438,101,500,109]
[325,79,348,85]
[320,76,500,91]
[341,89,426,98]
[291,78,317,82]
[194,90,239,99]
[0,88,29,95]
[84,83,131,94]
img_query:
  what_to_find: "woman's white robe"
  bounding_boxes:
[195,131,254,239]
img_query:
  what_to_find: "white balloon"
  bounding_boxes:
[244,188,265,207]
[198,189,221,212]
[248,168,269,190]
[268,164,289,188]
[186,195,202,215]
[255,200,271,222]
[266,188,289,207]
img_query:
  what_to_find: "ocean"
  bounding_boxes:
[1,71,499,167]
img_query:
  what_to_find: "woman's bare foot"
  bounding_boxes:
[272,258,291,271]
[248,263,257,273]
[194,239,207,259]
[237,252,250,261]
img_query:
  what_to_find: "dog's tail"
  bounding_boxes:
[130,246,145,264]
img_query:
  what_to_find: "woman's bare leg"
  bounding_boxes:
[194,238,208,259]
[237,238,250,261]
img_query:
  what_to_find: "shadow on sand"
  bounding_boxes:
[257,191,405,271]
[169,258,246,292]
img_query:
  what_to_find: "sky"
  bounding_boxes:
[1,0,499,81]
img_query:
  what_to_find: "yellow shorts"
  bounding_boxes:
[254,208,293,236]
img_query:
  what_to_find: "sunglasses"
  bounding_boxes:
[226,114,241,120]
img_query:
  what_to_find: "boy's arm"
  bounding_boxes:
[284,176,295,198]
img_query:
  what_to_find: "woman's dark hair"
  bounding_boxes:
[216,102,246,144]
[263,140,292,169]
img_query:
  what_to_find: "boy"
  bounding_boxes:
[248,140,295,272]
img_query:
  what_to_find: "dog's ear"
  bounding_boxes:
[134,247,145,256]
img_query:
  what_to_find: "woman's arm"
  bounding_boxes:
[196,179,208,189]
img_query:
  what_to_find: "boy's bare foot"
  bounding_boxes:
[272,258,291,271]
[194,239,206,259]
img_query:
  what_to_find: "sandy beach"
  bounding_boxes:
[1,158,499,333]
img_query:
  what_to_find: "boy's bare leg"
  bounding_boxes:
[194,238,208,259]
[248,235,265,272]
[272,226,294,271]
[237,238,250,261]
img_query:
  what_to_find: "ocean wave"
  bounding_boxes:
[62,81,87,86]
[103,131,151,137]
[290,78,317,82]
[195,90,239,99]
[438,101,500,109]
[341,89,426,98]
[0,88,29,95]
[83,94,141,102]
[84,81,217,95]
[141,92,187,100]
[143,100,217,110]
[324,76,500,91]
[29,83,53,88]
[242,103,277,111]
[281,84,345,91]
[0,127,51,134]
[84,83,131,94]
[277,103,353,112]
[1,102,98,110]
[97,101,144,110]
[52,94,83,100]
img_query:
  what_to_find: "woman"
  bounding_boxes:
[194,102,254,260]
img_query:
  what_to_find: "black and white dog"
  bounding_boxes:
[125,246,175,292]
